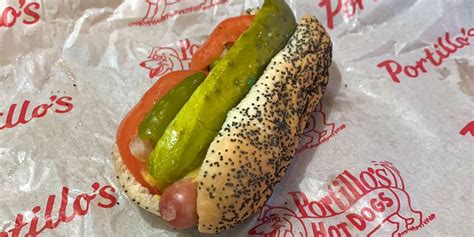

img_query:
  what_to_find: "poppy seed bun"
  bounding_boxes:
[196,16,332,233]
[113,145,161,216]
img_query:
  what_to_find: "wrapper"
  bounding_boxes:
[0,0,473,236]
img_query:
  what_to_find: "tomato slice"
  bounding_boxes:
[190,15,255,71]
[117,70,203,194]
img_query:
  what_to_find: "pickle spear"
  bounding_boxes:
[138,72,207,144]
[148,0,297,189]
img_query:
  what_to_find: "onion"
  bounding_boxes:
[129,136,154,162]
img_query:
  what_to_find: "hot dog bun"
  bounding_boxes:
[112,145,161,216]
[113,15,332,233]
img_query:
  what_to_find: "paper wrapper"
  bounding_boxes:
[0,0,473,236]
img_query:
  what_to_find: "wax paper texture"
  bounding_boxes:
[0,0,473,236]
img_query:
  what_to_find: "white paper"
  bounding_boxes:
[0,0,473,236]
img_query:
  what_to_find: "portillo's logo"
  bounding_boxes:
[140,39,199,79]
[0,0,41,28]
[249,161,436,237]
[318,0,380,30]
[297,102,346,153]
[0,95,74,132]
[460,121,474,137]
[129,0,229,27]
[377,27,474,83]
[0,182,117,236]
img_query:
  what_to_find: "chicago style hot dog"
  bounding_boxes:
[113,0,332,233]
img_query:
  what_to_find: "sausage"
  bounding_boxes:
[159,179,198,229]
[130,136,199,229]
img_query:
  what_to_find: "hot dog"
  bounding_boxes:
[113,0,332,233]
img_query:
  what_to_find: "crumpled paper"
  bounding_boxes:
[0,0,473,236]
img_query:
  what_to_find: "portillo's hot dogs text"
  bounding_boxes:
[0,183,118,237]
[0,0,41,28]
[0,95,73,132]
[289,162,422,236]
[249,161,434,237]
[378,27,474,83]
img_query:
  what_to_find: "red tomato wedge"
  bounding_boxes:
[190,15,255,71]
[117,70,203,194]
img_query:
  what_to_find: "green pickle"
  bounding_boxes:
[138,72,206,144]
[148,0,297,189]
[209,59,220,70]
